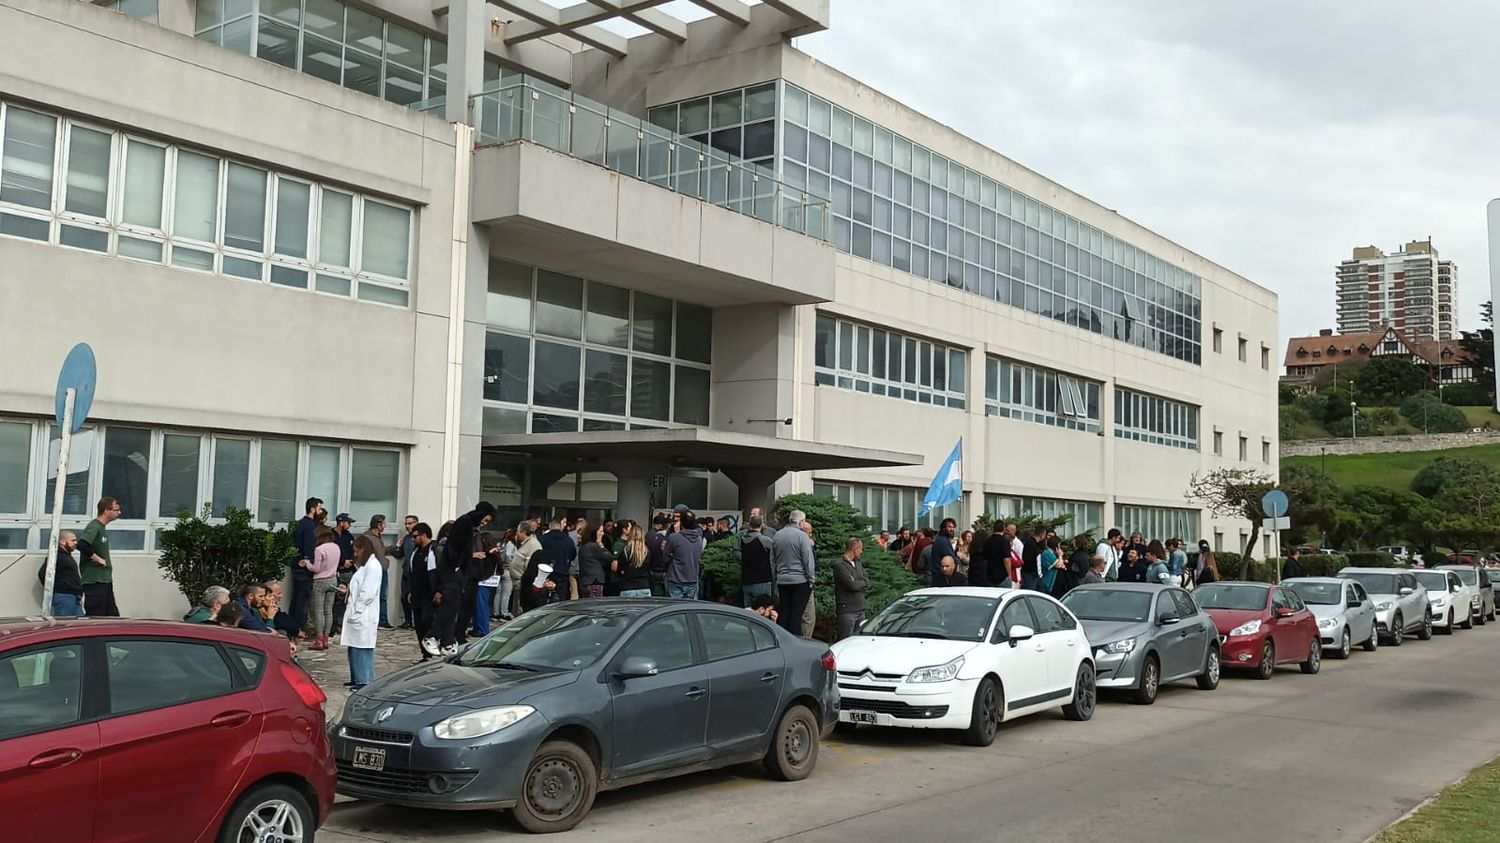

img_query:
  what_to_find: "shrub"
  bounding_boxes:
[1293,553,1349,577]
[1400,393,1468,433]
[1440,382,1494,407]
[1343,550,1400,568]
[156,506,297,608]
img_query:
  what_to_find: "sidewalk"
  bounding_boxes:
[296,626,431,715]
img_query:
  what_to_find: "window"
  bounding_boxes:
[1212,327,1223,354]
[106,639,234,715]
[1212,430,1223,456]
[350,448,399,521]
[211,439,251,517]
[0,644,84,740]
[1261,345,1270,370]
[0,420,32,514]
[1025,597,1073,633]
[227,647,267,684]
[749,621,777,652]
[1169,590,1198,618]
[158,434,201,518]
[1238,337,1248,363]
[815,313,966,408]
[306,444,341,506]
[983,495,1102,533]
[0,99,415,307]
[102,427,152,521]
[1113,388,1199,450]
[1116,505,1198,543]
[697,613,759,661]
[985,357,1101,433]
[819,480,960,532]
[257,439,299,524]
[618,615,695,672]
[1262,440,1271,464]
[1238,436,1248,461]
[995,598,1035,641]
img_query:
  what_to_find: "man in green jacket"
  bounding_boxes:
[79,496,122,617]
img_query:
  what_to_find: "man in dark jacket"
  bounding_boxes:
[1281,547,1305,582]
[733,515,775,607]
[645,514,671,596]
[444,502,495,644]
[931,555,968,587]
[425,524,467,657]
[930,519,959,584]
[235,584,273,633]
[981,529,1011,589]
[833,538,870,640]
[290,497,324,636]
[1020,526,1046,591]
[408,523,440,660]
[539,515,578,598]
[40,531,86,617]
[665,511,705,599]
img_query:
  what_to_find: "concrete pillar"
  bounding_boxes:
[602,460,668,525]
[722,467,786,518]
[156,0,196,35]
[446,0,486,123]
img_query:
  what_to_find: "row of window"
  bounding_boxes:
[984,358,1102,434]
[1113,388,1200,451]
[813,315,968,409]
[0,417,401,552]
[0,100,414,306]
[1211,328,1272,371]
[646,83,778,172]
[811,480,960,533]
[779,83,1203,365]
[1209,431,1272,465]
[1114,505,1200,543]
[983,495,1104,534]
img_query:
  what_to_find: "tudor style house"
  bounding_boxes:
[1283,326,1477,385]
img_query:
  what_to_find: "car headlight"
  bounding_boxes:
[907,656,965,683]
[1228,619,1263,637]
[1432,597,1447,608]
[1317,617,1338,629]
[1376,602,1392,611]
[433,705,535,740]
[1101,638,1137,655]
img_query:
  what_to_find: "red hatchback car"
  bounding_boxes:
[0,618,336,843]
[1191,582,1322,680]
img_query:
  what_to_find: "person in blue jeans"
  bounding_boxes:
[41,531,86,617]
[665,510,704,599]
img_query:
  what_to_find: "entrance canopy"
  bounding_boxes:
[481,428,923,521]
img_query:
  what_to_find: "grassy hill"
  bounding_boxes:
[1283,441,1500,491]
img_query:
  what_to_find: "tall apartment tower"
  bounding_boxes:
[1335,239,1457,341]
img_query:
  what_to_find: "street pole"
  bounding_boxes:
[40,388,75,618]
[1352,400,1358,440]
[1321,446,1327,476]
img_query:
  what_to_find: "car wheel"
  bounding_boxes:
[216,782,312,843]
[1461,608,1475,630]
[1196,646,1220,690]
[1063,663,1096,721]
[1476,610,1487,626]
[960,677,1002,746]
[1389,614,1404,647]
[764,704,820,780]
[513,740,598,834]
[1487,606,1496,622]
[1254,641,1276,680]
[1131,654,1160,705]
[1441,611,1455,635]
[1336,628,1351,659]
[1417,614,1433,640]
[1300,637,1321,674]
[1362,627,1378,652]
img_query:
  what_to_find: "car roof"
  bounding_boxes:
[1282,577,1347,586]
[0,617,281,646]
[1434,563,1479,570]
[1196,580,1270,588]
[907,587,1016,599]
[1339,567,1406,574]
[1067,582,1173,593]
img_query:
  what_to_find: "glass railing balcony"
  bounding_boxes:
[468,79,830,241]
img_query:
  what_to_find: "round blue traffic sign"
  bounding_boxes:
[1261,489,1289,519]
[55,343,96,434]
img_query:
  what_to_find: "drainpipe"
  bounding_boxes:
[440,121,474,522]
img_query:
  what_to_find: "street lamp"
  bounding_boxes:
[1351,400,1358,440]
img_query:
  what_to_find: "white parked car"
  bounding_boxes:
[1414,569,1478,633]
[1377,545,1423,567]
[830,588,1095,747]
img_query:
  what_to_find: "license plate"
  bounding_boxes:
[847,711,879,724]
[352,746,386,772]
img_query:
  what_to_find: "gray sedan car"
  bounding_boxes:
[329,599,838,833]
[1283,577,1378,658]
[1060,583,1220,705]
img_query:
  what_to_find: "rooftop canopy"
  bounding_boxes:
[490,0,829,58]
[481,427,920,473]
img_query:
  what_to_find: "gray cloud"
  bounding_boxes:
[795,0,1500,342]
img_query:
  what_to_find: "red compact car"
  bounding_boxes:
[1191,582,1322,680]
[0,617,336,843]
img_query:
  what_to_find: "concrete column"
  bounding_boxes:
[602,460,668,524]
[156,0,196,35]
[722,467,786,518]
[446,0,486,123]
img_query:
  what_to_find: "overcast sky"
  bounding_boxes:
[785,0,1500,341]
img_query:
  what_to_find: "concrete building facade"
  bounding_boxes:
[1336,239,1457,342]
[0,0,1278,618]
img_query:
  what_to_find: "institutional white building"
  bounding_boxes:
[0,0,1279,617]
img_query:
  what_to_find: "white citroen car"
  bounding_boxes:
[830,587,1095,747]
[1414,569,1478,633]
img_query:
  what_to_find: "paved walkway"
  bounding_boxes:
[297,625,441,716]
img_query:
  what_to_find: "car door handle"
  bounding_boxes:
[210,711,253,729]
[29,749,83,770]
[759,672,779,683]
[684,687,707,700]
[1033,644,1046,652]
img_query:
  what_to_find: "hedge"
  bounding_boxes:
[1212,550,1402,583]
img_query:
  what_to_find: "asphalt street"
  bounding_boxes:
[321,621,1500,843]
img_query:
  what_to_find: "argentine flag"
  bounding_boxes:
[919,440,963,516]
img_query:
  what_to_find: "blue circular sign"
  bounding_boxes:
[55,343,96,434]
[1261,489,1289,518]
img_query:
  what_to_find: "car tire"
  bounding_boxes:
[1476,609,1487,626]
[1335,628,1351,659]
[960,677,1002,747]
[1441,611,1455,635]
[1363,628,1378,652]
[764,704,820,780]
[1487,606,1496,622]
[1300,637,1321,674]
[1196,646,1220,690]
[1417,614,1433,640]
[1063,663,1097,721]
[1131,654,1160,705]
[1389,613,1403,647]
[216,782,313,843]
[1254,640,1275,680]
[1461,609,1474,630]
[513,740,598,834]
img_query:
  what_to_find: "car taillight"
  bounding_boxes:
[820,651,836,672]
[280,662,327,710]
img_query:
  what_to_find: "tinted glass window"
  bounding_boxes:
[1027,597,1074,632]
[1170,590,1198,618]
[1414,571,1449,591]
[864,594,999,643]
[1270,590,1293,611]
[1341,572,1398,595]
[107,640,233,714]
[619,615,695,672]
[1351,583,1369,603]
[1061,588,1150,622]
[698,613,759,661]
[1282,590,1306,612]
[995,598,1036,642]
[457,608,635,671]
[1194,584,1269,611]
[0,644,84,739]
[749,621,777,652]
[227,647,266,684]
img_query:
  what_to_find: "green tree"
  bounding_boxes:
[156,506,297,607]
[1328,486,1424,549]
[1184,467,1275,566]
[1400,392,1468,433]
[1277,462,1342,544]
[1353,356,1431,404]
[1411,457,1500,501]
[1457,300,1494,404]
[1279,382,1300,406]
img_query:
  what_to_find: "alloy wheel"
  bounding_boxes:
[238,799,305,843]
[979,681,999,741]
[1339,629,1350,659]
[1075,665,1096,718]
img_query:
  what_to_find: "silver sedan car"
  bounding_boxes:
[1283,577,1378,658]
[1060,583,1220,705]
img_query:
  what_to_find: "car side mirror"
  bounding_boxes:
[1451,584,1460,594]
[1398,587,1413,596]
[1274,607,1294,618]
[1157,613,1181,626]
[1007,624,1035,647]
[615,656,659,679]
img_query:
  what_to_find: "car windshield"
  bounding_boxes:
[1061,589,1153,622]
[861,594,998,642]
[454,607,637,671]
[1415,571,1450,591]
[1192,584,1268,611]
[1447,568,1479,586]
[1341,572,1398,595]
[1286,581,1342,606]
